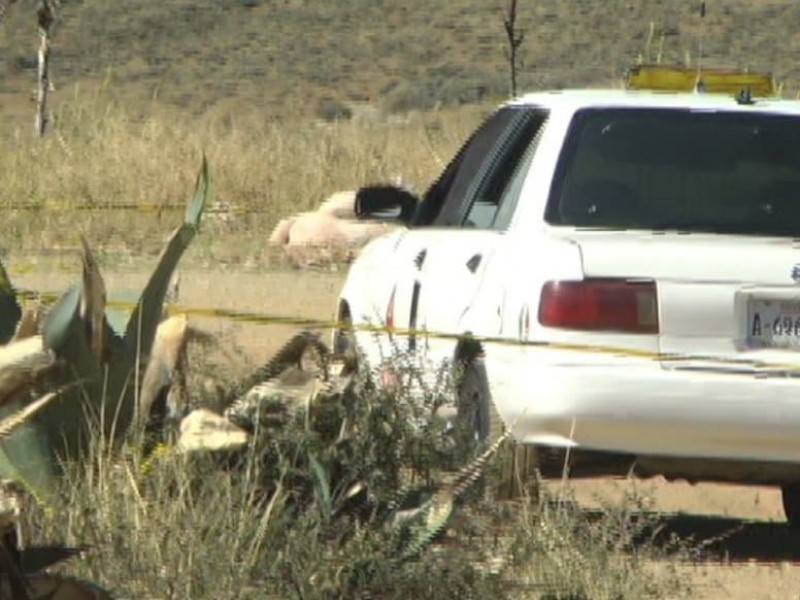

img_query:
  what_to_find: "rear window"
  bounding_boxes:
[545,107,800,236]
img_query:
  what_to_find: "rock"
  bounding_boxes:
[177,408,249,453]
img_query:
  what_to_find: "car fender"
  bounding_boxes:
[335,228,409,360]
[339,228,407,313]
[459,231,584,342]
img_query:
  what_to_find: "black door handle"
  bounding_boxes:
[466,253,482,273]
[414,249,427,270]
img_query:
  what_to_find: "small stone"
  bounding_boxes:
[177,408,249,453]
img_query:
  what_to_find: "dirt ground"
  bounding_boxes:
[8,254,800,599]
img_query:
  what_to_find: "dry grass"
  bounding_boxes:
[4,0,800,125]
[15,349,695,600]
[0,3,789,595]
[4,1,800,258]
[0,92,487,256]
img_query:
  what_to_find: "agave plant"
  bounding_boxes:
[0,158,210,503]
[0,261,21,346]
[0,388,114,600]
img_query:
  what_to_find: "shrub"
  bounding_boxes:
[18,344,696,598]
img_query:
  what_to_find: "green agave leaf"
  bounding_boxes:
[184,155,210,227]
[0,259,21,345]
[0,159,211,501]
[18,284,104,470]
[123,156,210,359]
[0,410,58,504]
[42,284,86,356]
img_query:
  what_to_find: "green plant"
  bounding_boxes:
[12,334,699,598]
[506,485,695,600]
[0,157,210,503]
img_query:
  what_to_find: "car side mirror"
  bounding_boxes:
[354,185,418,223]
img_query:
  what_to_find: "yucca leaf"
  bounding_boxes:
[0,285,103,501]
[0,288,100,502]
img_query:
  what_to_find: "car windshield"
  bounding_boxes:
[546,107,800,237]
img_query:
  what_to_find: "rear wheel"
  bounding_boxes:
[455,356,540,501]
[781,484,800,529]
[455,359,497,446]
[332,304,359,375]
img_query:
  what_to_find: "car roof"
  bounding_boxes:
[506,88,800,116]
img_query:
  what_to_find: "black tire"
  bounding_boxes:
[456,357,540,501]
[456,358,502,447]
[782,483,800,529]
[333,308,359,374]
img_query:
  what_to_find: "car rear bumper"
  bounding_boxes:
[484,341,800,465]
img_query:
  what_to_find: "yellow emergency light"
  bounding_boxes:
[625,64,777,97]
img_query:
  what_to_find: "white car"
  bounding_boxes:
[333,86,800,526]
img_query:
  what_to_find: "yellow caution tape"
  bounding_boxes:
[5,202,258,214]
[14,288,800,374]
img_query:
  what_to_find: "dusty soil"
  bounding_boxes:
[563,478,800,599]
[8,254,800,598]
[8,255,347,374]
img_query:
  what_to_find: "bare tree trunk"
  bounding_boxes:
[35,0,55,137]
[503,0,525,99]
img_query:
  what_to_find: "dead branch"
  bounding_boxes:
[35,0,55,136]
[502,0,526,98]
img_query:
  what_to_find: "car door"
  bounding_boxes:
[392,107,550,364]
[384,107,518,356]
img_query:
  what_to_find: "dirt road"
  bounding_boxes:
[9,256,800,598]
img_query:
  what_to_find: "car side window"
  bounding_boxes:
[461,111,549,230]
[413,107,522,227]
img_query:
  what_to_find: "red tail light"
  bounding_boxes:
[538,279,659,333]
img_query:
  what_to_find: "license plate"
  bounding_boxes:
[747,298,800,349]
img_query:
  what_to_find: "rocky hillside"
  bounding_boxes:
[1,0,799,124]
